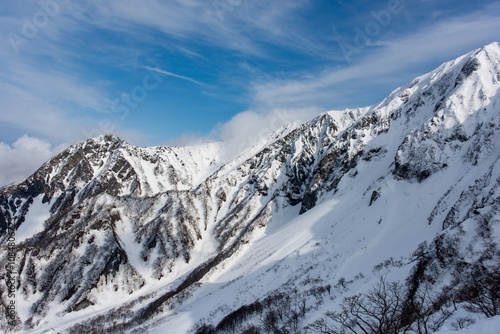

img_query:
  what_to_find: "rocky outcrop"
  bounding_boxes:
[1,43,500,333]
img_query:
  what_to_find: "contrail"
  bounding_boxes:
[145,66,206,86]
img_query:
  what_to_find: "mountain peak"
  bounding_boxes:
[477,40,500,55]
[89,133,123,144]
[1,44,500,334]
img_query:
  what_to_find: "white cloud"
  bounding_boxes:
[0,3,114,144]
[0,135,68,187]
[78,0,319,58]
[2,0,500,155]
[171,106,324,159]
[168,2,500,159]
[250,2,500,109]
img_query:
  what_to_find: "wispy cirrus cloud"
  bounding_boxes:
[71,0,333,60]
[1,0,500,191]
[0,51,111,144]
[249,1,500,110]
[0,0,326,146]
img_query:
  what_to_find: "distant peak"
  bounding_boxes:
[88,134,123,144]
[469,41,500,63]
[481,41,500,52]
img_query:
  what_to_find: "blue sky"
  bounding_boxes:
[1,0,500,185]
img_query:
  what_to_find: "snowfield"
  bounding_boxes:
[1,43,500,333]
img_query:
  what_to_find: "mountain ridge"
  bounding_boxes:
[1,42,500,333]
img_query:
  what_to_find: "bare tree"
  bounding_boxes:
[406,285,451,334]
[307,277,407,334]
[457,265,500,318]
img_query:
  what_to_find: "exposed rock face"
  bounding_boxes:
[1,43,500,333]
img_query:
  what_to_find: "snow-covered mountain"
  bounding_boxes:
[1,42,500,333]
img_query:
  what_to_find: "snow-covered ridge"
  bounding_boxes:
[50,134,224,194]
[1,42,500,333]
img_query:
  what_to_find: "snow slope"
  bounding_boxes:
[1,42,500,333]
[436,316,500,334]
[141,42,500,333]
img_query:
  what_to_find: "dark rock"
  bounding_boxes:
[369,191,381,206]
